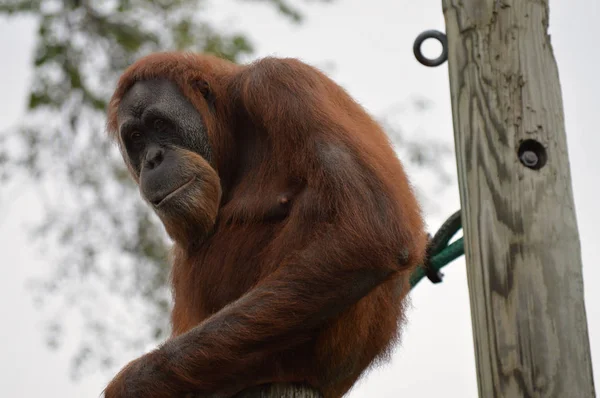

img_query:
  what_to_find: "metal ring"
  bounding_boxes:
[413,30,448,67]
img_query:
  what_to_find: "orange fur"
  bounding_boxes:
[105,52,427,398]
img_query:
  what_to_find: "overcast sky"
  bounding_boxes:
[0,0,597,396]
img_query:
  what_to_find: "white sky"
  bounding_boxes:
[0,0,597,396]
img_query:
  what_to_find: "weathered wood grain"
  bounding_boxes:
[233,383,322,398]
[442,0,595,396]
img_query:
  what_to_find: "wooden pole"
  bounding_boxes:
[234,383,321,398]
[442,0,595,396]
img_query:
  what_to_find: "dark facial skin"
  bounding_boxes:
[118,79,212,205]
[117,79,221,244]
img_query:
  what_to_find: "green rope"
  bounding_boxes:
[409,237,464,288]
[409,210,465,289]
